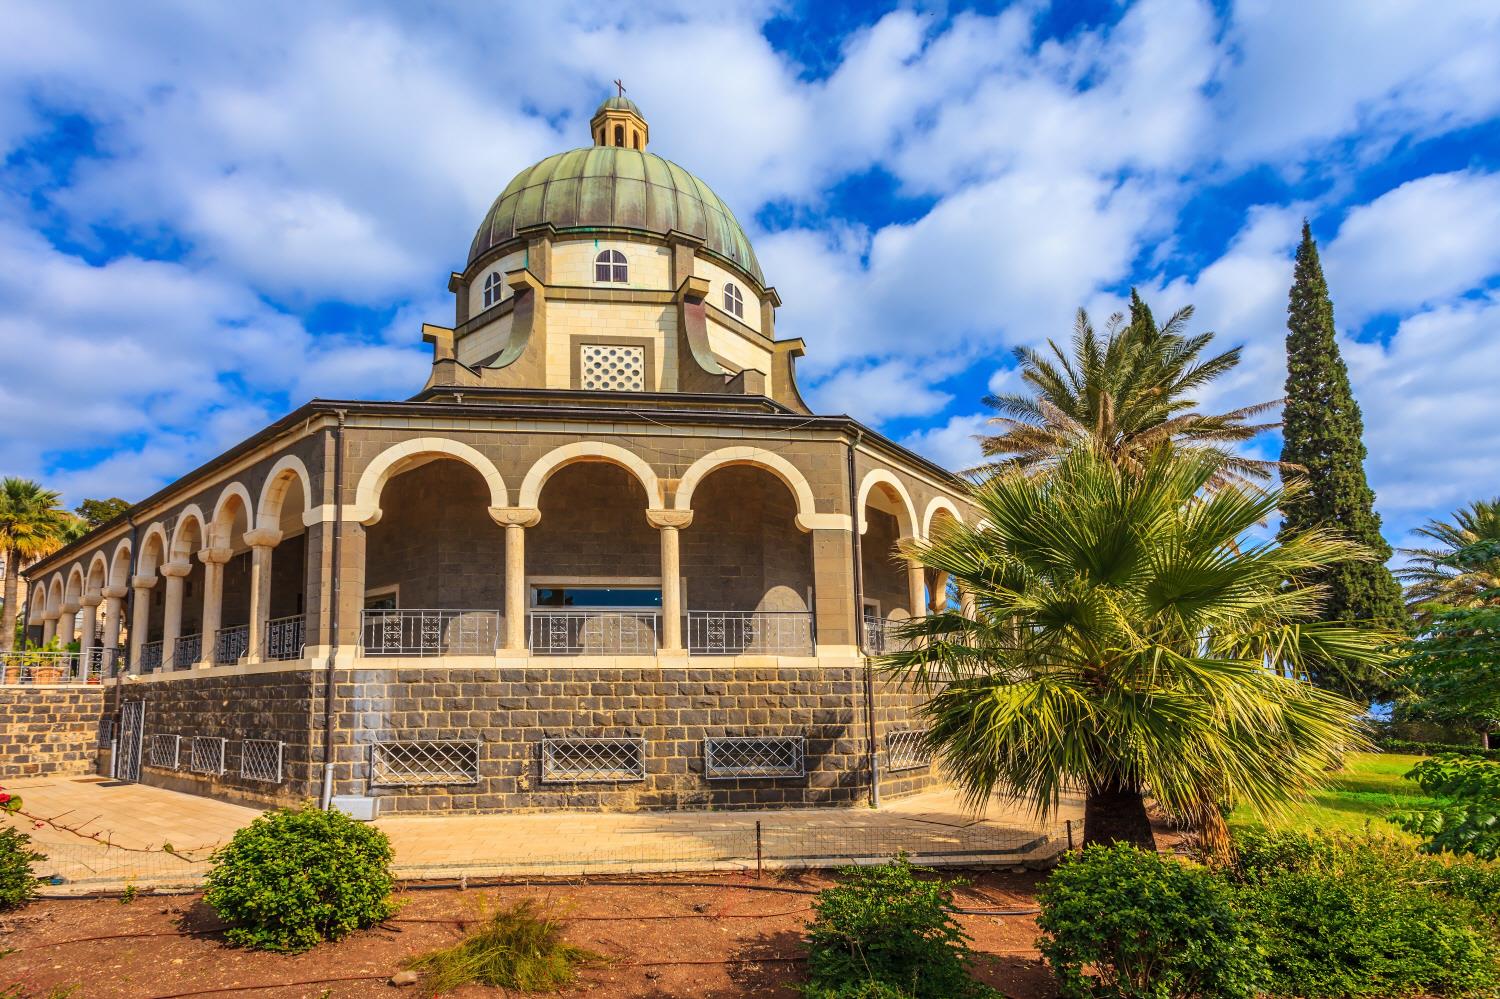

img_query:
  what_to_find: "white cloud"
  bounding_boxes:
[809,359,954,423]
[902,413,989,472]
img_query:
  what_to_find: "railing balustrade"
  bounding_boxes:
[173,633,202,670]
[686,610,814,656]
[264,614,306,661]
[0,649,115,685]
[139,640,163,672]
[361,609,501,657]
[863,616,897,654]
[528,610,660,655]
[214,625,249,665]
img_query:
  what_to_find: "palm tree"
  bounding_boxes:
[0,478,72,652]
[1397,498,1500,624]
[881,447,1396,857]
[974,292,1283,490]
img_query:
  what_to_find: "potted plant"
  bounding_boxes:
[30,640,62,685]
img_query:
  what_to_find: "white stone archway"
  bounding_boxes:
[517,441,663,511]
[855,468,919,538]
[674,446,840,532]
[921,496,965,539]
[353,438,508,525]
[256,454,314,531]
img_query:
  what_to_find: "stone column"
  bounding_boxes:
[159,561,192,668]
[78,593,102,656]
[929,571,950,614]
[810,524,859,652]
[40,615,57,645]
[491,508,540,653]
[198,547,233,666]
[647,509,693,653]
[905,558,926,618]
[243,528,282,663]
[101,584,128,650]
[128,575,156,672]
[959,586,978,619]
[56,601,79,649]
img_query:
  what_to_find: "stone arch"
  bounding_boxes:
[856,468,919,538]
[170,506,207,562]
[353,438,508,525]
[85,552,109,594]
[109,538,133,588]
[209,482,254,549]
[922,496,965,539]
[138,523,169,576]
[518,441,662,511]
[673,447,821,532]
[46,575,64,615]
[27,581,47,623]
[256,454,314,532]
[65,564,85,604]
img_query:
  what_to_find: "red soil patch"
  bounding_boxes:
[0,870,1057,998]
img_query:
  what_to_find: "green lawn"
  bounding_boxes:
[1230,752,1443,839]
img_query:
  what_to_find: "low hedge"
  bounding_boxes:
[1377,738,1500,761]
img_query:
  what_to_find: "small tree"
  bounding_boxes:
[74,497,132,529]
[1278,222,1407,698]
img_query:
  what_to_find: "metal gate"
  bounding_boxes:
[117,701,145,782]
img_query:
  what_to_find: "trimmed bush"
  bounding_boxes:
[801,855,995,999]
[204,803,395,952]
[1377,738,1500,761]
[0,827,44,911]
[1233,829,1500,997]
[1036,844,1264,999]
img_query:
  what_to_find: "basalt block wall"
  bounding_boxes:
[0,687,107,780]
[126,670,319,808]
[327,664,942,814]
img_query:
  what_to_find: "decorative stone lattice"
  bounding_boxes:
[580,344,644,391]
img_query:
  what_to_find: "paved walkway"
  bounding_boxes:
[2,775,1081,892]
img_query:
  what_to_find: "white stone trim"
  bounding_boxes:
[209,481,255,548]
[855,468,919,537]
[138,522,171,575]
[921,496,965,538]
[517,441,663,509]
[256,454,315,532]
[352,437,509,525]
[169,504,208,560]
[672,446,824,533]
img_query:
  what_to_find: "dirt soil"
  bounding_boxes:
[0,870,1057,999]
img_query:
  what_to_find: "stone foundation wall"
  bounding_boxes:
[328,663,941,814]
[124,670,318,807]
[0,687,107,780]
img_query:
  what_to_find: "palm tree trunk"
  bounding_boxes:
[0,546,18,653]
[1083,778,1157,850]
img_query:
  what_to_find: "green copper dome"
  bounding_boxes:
[467,146,763,285]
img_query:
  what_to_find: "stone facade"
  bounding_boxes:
[0,687,106,780]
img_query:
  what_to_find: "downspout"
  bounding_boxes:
[847,431,879,808]
[111,515,140,777]
[320,410,347,809]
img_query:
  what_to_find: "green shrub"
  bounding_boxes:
[1036,844,1264,999]
[0,827,44,911]
[801,855,995,999]
[1377,738,1500,761]
[1394,754,1500,859]
[204,802,396,952]
[1232,828,1500,997]
[406,898,601,994]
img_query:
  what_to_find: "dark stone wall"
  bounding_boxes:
[0,687,106,779]
[682,466,813,612]
[128,670,318,807]
[365,461,504,609]
[871,674,942,801]
[325,664,940,814]
[861,508,910,619]
[528,463,658,583]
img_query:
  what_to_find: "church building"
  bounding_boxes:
[17,96,973,815]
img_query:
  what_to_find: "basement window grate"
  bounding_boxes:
[704,736,805,780]
[148,734,180,770]
[240,739,284,784]
[541,737,646,783]
[189,736,227,776]
[370,740,480,787]
[885,729,932,771]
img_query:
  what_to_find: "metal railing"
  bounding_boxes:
[139,640,163,673]
[528,610,660,655]
[864,616,914,654]
[173,633,202,670]
[361,609,501,657]
[687,610,814,656]
[0,649,114,685]
[214,625,248,665]
[264,614,305,661]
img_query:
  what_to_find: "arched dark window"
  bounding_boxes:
[632,131,641,150]
[614,124,625,146]
[723,282,744,318]
[482,271,503,308]
[595,249,627,283]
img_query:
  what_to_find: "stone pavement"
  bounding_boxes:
[2,775,1082,893]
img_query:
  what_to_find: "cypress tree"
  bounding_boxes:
[1278,222,1406,696]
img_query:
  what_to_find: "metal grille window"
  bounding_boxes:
[96,716,114,749]
[240,739,284,783]
[580,344,644,391]
[189,736,227,776]
[886,730,932,771]
[149,734,180,769]
[704,736,805,780]
[370,740,480,786]
[541,737,646,783]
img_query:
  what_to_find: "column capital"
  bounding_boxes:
[59,600,80,614]
[101,585,129,600]
[243,527,283,549]
[131,575,158,590]
[160,561,193,578]
[646,508,693,530]
[490,506,541,528]
[198,546,234,565]
[80,592,103,607]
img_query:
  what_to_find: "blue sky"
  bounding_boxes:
[2,1,1498,554]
